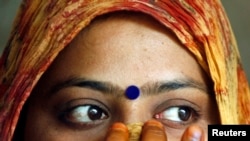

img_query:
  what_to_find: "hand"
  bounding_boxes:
[105,120,204,141]
[140,120,167,141]
[105,123,129,141]
[181,124,204,141]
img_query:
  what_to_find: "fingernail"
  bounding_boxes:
[144,120,164,129]
[190,131,202,141]
[189,127,202,141]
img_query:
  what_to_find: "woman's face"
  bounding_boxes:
[24,13,219,141]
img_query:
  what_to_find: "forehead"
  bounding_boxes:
[69,11,188,65]
[41,11,208,89]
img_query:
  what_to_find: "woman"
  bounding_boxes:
[0,0,249,141]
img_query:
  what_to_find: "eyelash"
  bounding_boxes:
[57,99,201,129]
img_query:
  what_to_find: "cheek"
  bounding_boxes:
[24,103,56,141]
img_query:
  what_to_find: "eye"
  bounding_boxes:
[154,106,198,122]
[61,105,108,128]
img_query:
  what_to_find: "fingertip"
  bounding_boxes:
[105,122,129,141]
[181,125,204,141]
[110,122,129,133]
[144,119,164,129]
[141,120,167,141]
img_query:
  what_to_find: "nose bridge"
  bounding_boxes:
[121,102,151,124]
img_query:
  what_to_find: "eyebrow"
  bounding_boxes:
[51,78,122,96]
[141,79,208,95]
[50,77,209,97]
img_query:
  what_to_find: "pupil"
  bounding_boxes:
[88,106,102,120]
[178,107,191,121]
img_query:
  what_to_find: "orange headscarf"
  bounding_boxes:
[1,0,249,140]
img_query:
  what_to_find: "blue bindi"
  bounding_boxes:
[125,85,140,100]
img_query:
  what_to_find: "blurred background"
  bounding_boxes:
[0,0,249,82]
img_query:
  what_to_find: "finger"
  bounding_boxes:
[105,123,129,141]
[141,120,167,141]
[181,125,204,141]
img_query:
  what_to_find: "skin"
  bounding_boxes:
[23,12,219,141]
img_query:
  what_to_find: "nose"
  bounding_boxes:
[120,101,152,124]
